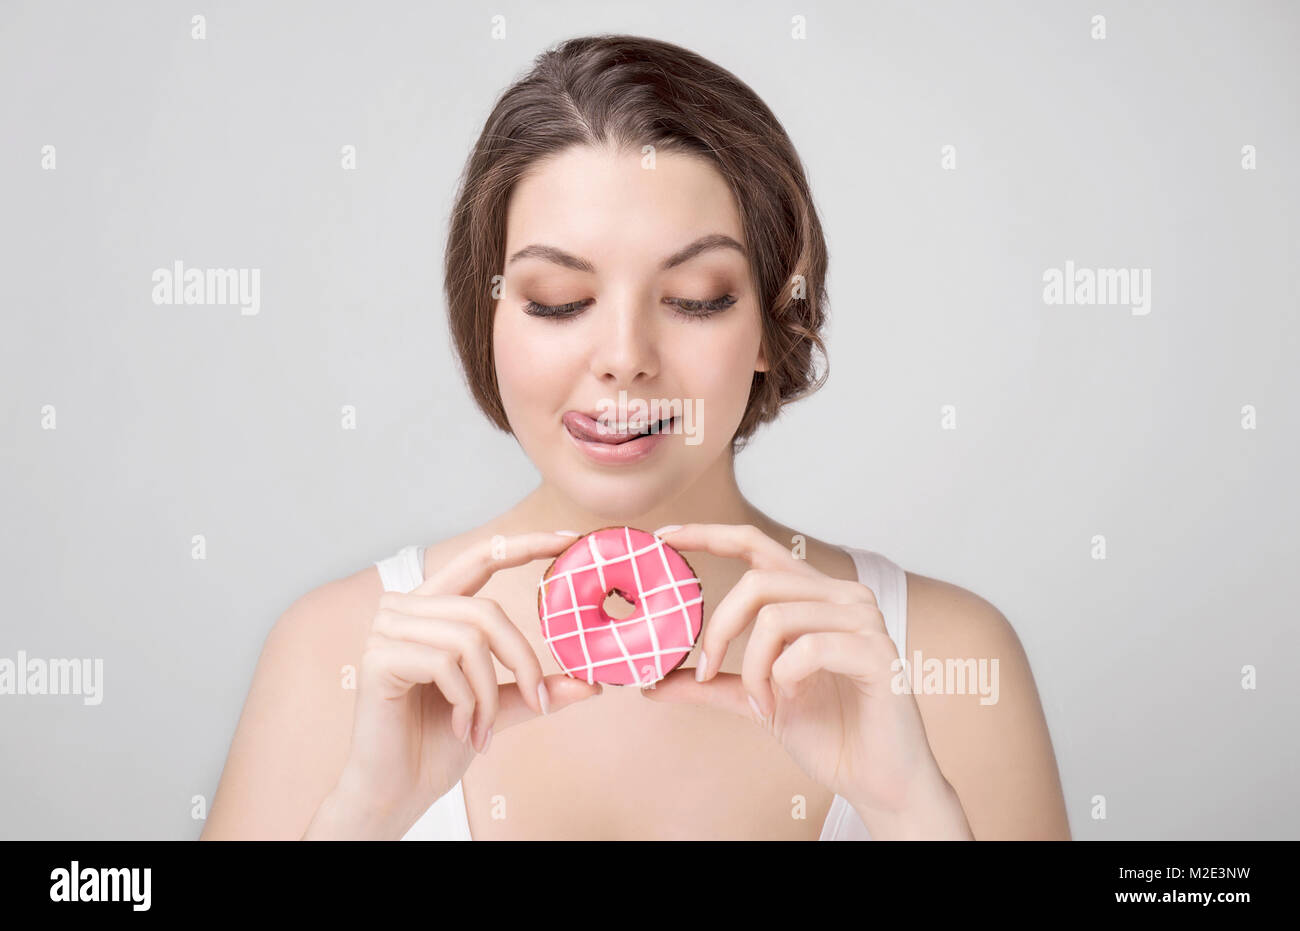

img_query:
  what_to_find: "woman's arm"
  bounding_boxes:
[200,572,377,840]
[903,574,1072,840]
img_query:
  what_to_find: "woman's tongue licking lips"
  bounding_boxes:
[562,410,672,445]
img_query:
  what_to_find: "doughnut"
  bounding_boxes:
[537,526,704,687]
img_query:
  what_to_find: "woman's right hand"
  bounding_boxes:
[307,531,602,839]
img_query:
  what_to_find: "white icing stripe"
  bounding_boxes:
[589,532,608,596]
[561,561,595,685]
[624,525,663,681]
[538,530,702,684]
[652,529,695,647]
[583,532,640,683]
[596,533,641,683]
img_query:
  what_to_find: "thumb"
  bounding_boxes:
[491,674,604,733]
[639,669,754,720]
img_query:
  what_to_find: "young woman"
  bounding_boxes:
[202,34,1070,841]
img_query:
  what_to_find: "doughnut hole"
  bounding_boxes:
[602,589,637,620]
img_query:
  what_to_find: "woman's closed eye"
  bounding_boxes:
[522,294,738,322]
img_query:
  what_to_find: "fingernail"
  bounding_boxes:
[537,681,551,715]
[461,717,472,744]
[554,530,581,537]
[695,651,708,682]
[653,524,682,536]
[747,693,764,724]
[483,727,493,754]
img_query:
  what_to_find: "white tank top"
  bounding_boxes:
[374,540,909,840]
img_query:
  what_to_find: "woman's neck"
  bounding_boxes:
[506,448,768,535]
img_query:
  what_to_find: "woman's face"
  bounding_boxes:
[494,143,767,519]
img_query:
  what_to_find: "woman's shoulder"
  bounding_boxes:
[828,541,1020,651]
[897,569,1070,839]
[271,558,389,655]
[902,570,1020,657]
[263,527,493,665]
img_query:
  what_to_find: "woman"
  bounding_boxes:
[202,34,1070,841]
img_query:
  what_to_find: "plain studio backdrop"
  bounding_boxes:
[1,0,1296,840]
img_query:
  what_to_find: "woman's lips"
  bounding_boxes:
[562,410,674,445]
[562,410,676,465]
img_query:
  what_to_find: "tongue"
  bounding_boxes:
[564,411,665,445]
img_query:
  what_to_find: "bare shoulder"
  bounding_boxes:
[200,560,386,839]
[283,562,386,645]
[291,526,487,638]
[204,524,512,840]
[904,571,1022,655]
[902,571,1072,840]
[237,530,483,706]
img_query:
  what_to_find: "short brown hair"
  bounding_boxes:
[444,34,829,453]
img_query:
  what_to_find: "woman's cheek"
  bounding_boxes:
[493,315,545,433]
[678,327,759,440]
[494,317,574,432]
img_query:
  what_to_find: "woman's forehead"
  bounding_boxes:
[505,146,744,253]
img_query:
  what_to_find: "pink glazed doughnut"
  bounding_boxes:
[537,526,704,687]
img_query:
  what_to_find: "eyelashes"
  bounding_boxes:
[667,294,739,319]
[522,295,738,322]
[523,299,591,319]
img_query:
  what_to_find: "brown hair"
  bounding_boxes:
[444,34,829,453]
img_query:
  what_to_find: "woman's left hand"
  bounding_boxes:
[643,523,953,821]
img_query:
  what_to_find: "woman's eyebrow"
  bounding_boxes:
[505,234,745,273]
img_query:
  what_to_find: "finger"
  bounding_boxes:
[416,532,578,599]
[490,674,605,735]
[638,667,757,723]
[376,593,547,719]
[362,637,477,743]
[372,611,500,749]
[655,523,820,576]
[741,601,872,717]
[770,631,895,701]
[697,568,879,681]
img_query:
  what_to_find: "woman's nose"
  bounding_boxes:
[589,302,659,384]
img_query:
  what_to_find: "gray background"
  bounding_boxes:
[2,0,1296,840]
